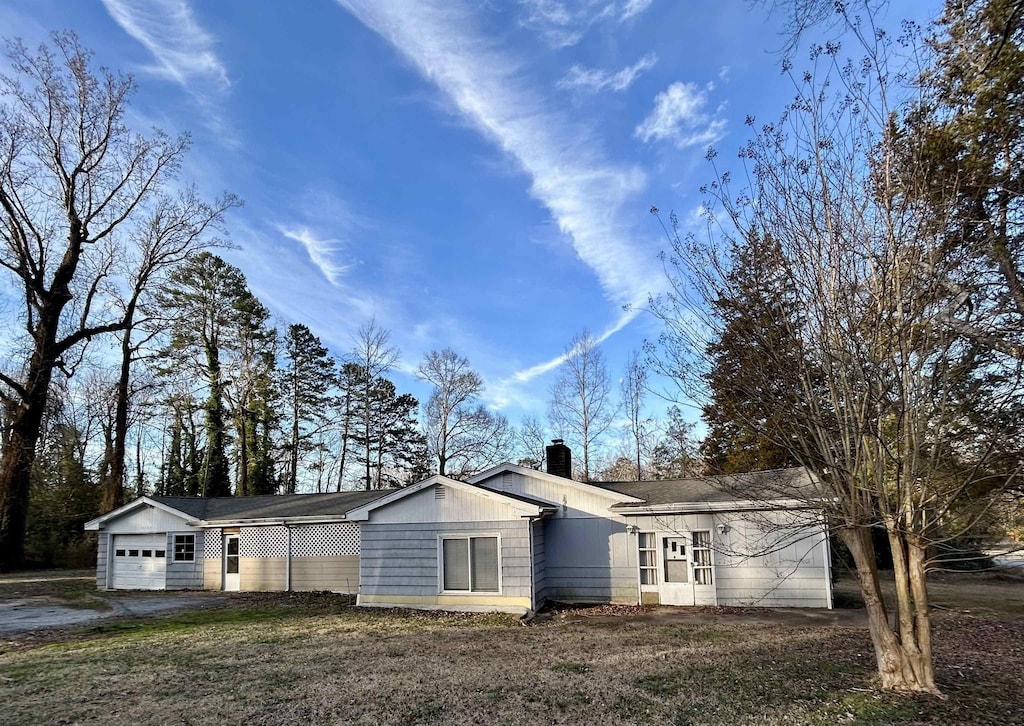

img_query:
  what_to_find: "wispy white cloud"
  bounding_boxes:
[101,0,231,136]
[510,308,636,384]
[337,1,657,315]
[635,81,727,149]
[101,0,229,89]
[517,0,652,48]
[619,0,653,21]
[277,225,349,286]
[559,53,657,94]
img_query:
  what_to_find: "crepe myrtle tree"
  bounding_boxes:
[648,16,1022,693]
[0,33,235,570]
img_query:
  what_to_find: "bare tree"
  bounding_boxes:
[417,348,510,477]
[548,330,615,481]
[620,350,650,480]
[650,12,1022,693]
[513,414,548,469]
[350,319,398,490]
[0,34,231,569]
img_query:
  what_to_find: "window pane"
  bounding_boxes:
[226,555,239,574]
[639,550,656,568]
[155,550,166,558]
[470,537,499,592]
[640,568,657,585]
[693,531,711,548]
[226,537,238,556]
[142,550,152,557]
[115,549,126,557]
[129,550,139,557]
[695,568,713,585]
[442,538,470,591]
[639,533,655,549]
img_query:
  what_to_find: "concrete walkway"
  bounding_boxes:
[0,594,229,636]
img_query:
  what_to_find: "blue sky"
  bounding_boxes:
[2,0,934,428]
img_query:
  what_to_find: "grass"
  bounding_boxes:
[0,573,1021,725]
[0,569,110,609]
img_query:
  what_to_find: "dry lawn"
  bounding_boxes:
[1,573,1022,725]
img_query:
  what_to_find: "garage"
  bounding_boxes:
[110,534,167,590]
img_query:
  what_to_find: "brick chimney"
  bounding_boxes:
[545,439,572,479]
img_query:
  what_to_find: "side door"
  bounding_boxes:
[658,534,694,606]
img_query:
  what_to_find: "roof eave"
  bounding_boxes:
[610,498,820,514]
[191,514,353,528]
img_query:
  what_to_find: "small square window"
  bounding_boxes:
[128,549,139,557]
[142,550,152,557]
[155,550,166,558]
[115,549,126,557]
[173,535,196,562]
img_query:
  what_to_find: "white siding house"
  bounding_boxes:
[86,447,832,612]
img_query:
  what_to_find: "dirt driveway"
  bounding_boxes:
[0,570,228,636]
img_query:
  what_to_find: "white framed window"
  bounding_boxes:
[638,532,659,586]
[439,535,500,593]
[692,530,714,585]
[173,534,196,562]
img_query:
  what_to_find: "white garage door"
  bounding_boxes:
[111,534,167,590]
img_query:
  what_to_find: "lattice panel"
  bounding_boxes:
[291,523,360,557]
[240,526,288,558]
[203,529,222,559]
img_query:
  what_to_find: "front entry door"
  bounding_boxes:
[659,535,694,606]
[223,534,240,591]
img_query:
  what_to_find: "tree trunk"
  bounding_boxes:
[839,527,940,693]
[0,308,61,571]
[101,324,135,512]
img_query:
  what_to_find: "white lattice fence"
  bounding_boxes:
[240,526,288,558]
[203,529,222,559]
[291,523,360,557]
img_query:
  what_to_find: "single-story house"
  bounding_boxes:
[86,442,832,611]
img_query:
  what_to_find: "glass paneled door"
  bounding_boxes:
[658,535,695,606]
[223,534,240,591]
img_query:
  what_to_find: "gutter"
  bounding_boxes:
[188,515,353,528]
[610,498,818,515]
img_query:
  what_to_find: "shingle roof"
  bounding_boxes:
[462,481,557,510]
[592,467,819,508]
[151,490,389,522]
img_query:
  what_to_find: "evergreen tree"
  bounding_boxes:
[157,252,251,497]
[229,291,277,496]
[649,406,701,479]
[700,234,802,474]
[280,324,336,494]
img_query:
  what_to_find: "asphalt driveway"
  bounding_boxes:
[0,570,229,636]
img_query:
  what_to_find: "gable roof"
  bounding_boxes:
[594,467,821,512]
[85,490,390,530]
[345,474,557,521]
[468,462,645,503]
[84,496,197,530]
[152,490,388,522]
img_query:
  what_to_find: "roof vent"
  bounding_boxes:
[434,486,446,500]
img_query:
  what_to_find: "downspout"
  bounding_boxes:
[822,515,833,609]
[527,518,535,613]
[285,526,292,592]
